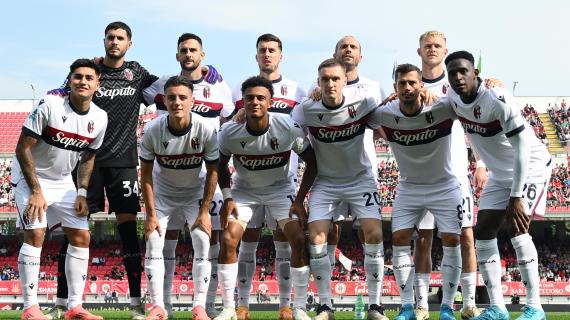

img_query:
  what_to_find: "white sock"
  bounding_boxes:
[274,241,292,308]
[461,272,477,308]
[191,229,211,308]
[66,245,89,309]
[476,239,506,309]
[19,243,42,309]
[414,273,430,309]
[309,243,332,307]
[55,297,67,308]
[145,231,165,308]
[218,263,238,308]
[237,241,257,307]
[130,297,140,306]
[393,245,415,306]
[327,244,337,270]
[441,245,461,307]
[364,243,384,306]
[163,239,178,305]
[511,234,542,310]
[206,242,220,307]
[291,266,310,310]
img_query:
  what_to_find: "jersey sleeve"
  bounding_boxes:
[289,119,310,155]
[290,102,306,128]
[88,112,108,152]
[203,123,220,163]
[140,65,159,92]
[232,84,244,109]
[139,123,156,162]
[219,81,236,118]
[492,89,526,137]
[22,97,51,139]
[367,107,384,130]
[217,122,232,157]
[296,85,308,102]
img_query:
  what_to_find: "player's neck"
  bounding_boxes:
[346,68,359,82]
[168,115,191,132]
[421,63,444,81]
[103,56,125,68]
[246,115,269,134]
[399,98,422,116]
[322,95,344,108]
[68,94,91,113]
[259,69,281,82]
[181,66,203,81]
[460,79,482,104]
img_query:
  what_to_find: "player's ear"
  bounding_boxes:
[201,50,206,60]
[417,47,421,57]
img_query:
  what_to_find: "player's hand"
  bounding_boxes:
[232,108,246,124]
[379,92,397,106]
[220,199,238,230]
[419,88,439,106]
[289,200,307,229]
[309,88,322,101]
[472,167,488,194]
[484,78,504,89]
[506,197,530,234]
[192,211,212,238]
[202,65,223,84]
[144,215,162,240]
[74,196,89,217]
[26,192,47,224]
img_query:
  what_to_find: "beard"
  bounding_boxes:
[105,47,126,60]
[180,62,199,73]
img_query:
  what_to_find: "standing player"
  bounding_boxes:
[14,59,108,320]
[292,59,385,320]
[143,33,233,319]
[231,34,306,320]
[140,76,219,320]
[446,51,551,320]
[215,76,317,320]
[412,31,484,320]
[368,64,462,320]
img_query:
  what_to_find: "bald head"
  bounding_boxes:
[333,36,362,70]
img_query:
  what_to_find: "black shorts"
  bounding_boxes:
[87,167,141,215]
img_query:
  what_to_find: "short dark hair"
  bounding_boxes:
[105,21,132,39]
[241,76,274,97]
[177,33,203,48]
[445,50,475,66]
[69,59,101,76]
[318,58,346,72]
[394,63,421,81]
[256,34,282,51]
[164,76,194,93]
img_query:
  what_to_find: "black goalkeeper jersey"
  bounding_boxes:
[91,61,158,167]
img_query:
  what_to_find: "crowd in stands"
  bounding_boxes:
[548,99,569,144]
[522,104,547,144]
[0,159,13,208]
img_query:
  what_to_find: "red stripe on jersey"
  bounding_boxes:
[235,98,298,112]
[308,117,367,143]
[233,151,291,171]
[192,100,223,118]
[42,126,95,151]
[156,152,205,169]
[382,118,453,146]
[457,116,503,137]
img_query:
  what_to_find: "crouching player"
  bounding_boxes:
[14,59,108,320]
[139,76,219,320]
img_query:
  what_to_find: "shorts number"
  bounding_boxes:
[363,192,381,206]
[523,184,537,200]
[463,197,472,213]
[122,180,139,198]
[457,203,464,221]
[199,199,224,216]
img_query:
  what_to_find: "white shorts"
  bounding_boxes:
[392,180,462,235]
[417,176,475,230]
[155,193,202,231]
[14,176,88,231]
[479,163,552,219]
[232,186,296,225]
[246,206,267,229]
[331,201,349,222]
[308,177,381,223]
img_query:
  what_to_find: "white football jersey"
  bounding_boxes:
[423,73,469,179]
[233,76,306,114]
[309,76,384,181]
[447,83,550,186]
[11,95,108,181]
[139,113,219,196]
[143,74,234,130]
[218,113,309,190]
[368,99,457,185]
[292,93,377,185]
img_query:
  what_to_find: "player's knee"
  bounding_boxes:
[309,232,327,246]
[221,230,240,252]
[441,233,460,247]
[24,228,45,247]
[460,229,475,248]
[363,229,382,244]
[288,232,306,250]
[392,230,412,246]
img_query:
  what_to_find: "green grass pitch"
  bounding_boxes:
[0,310,567,319]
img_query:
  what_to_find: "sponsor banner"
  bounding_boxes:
[1,280,570,296]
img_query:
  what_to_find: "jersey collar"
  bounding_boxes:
[322,96,345,110]
[347,77,360,86]
[422,72,445,84]
[246,115,270,136]
[166,115,193,136]
[67,97,89,115]
[270,75,283,84]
